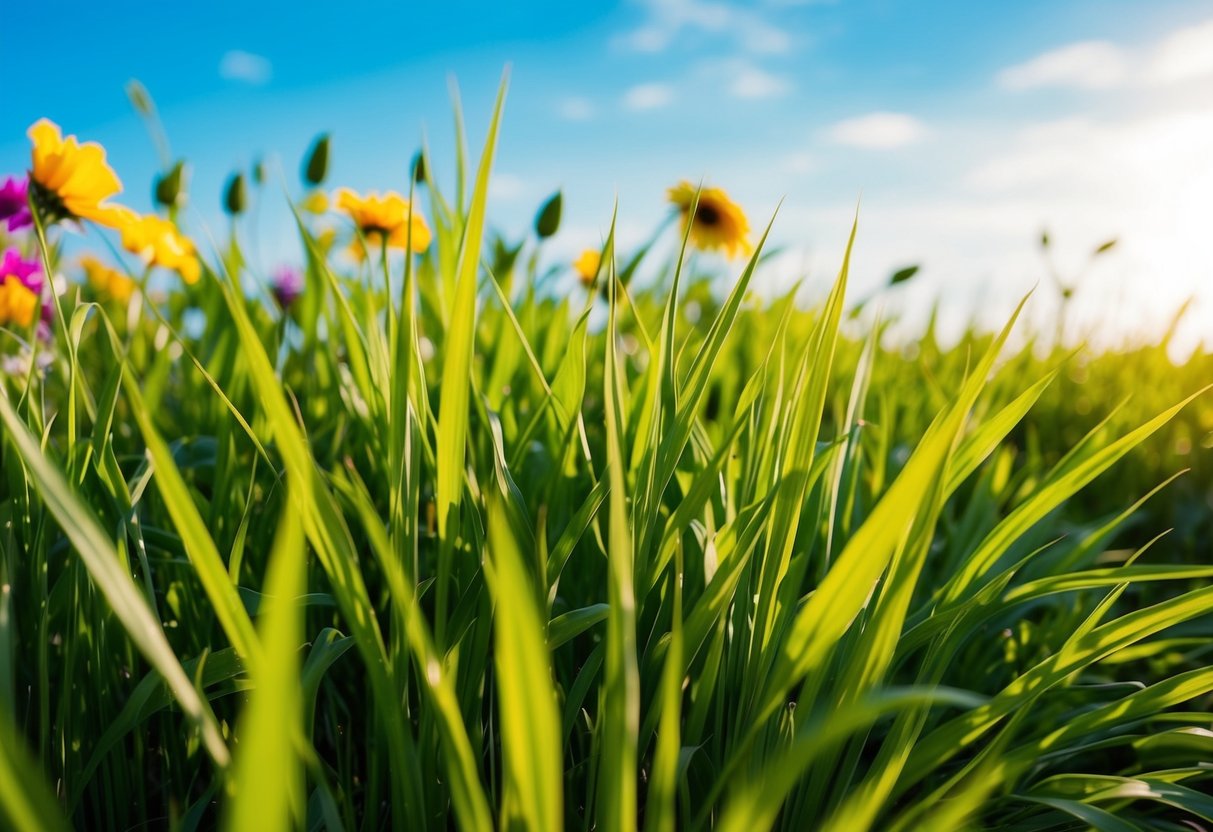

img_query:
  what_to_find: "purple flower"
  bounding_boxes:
[0,249,42,293]
[0,177,33,232]
[271,265,304,309]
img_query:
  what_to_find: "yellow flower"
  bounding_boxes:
[118,213,201,284]
[573,248,601,286]
[27,119,129,228]
[301,190,329,214]
[335,188,431,254]
[0,276,39,327]
[666,181,752,259]
[80,255,136,303]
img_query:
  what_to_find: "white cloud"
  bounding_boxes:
[1145,18,1213,84]
[998,19,1213,92]
[739,22,791,54]
[219,50,273,85]
[728,63,792,99]
[997,41,1128,91]
[623,82,675,111]
[558,96,595,121]
[825,112,928,149]
[952,105,1213,347]
[618,0,791,55]
[489,173,528,201]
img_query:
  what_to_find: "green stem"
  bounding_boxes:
[29,198,81,460]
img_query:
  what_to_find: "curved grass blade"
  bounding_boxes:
[0,391,230,768]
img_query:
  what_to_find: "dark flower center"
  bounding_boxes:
[695,203,721,227]
[27,178,70,225]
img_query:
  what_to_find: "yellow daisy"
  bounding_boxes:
[27,119,129,228]
[573,248,601,286]
[334,188,431,254]
[0,276,39,327]
[301,190,329,214]
[118,213,201,284]
[666,181,752,259]
[80,255,136,303]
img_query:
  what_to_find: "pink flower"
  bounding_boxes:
[0,249,41,292]
[0,177,33,231]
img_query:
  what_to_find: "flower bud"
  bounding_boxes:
[534,190,562,239]
[154,160,188,208]
[303,133,330,186]
[126,80,154,117]
[224,172,247,216]
[411,151,427,185]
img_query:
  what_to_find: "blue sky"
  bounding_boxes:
[3,0,1213,348]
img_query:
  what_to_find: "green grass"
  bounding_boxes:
[2,81,1212,831]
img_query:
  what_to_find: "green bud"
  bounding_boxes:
[303,133,330,186]
[224,172,247,215]
[126,79,154,117]
[411,151,427,185]
[534,190,562,239]
[889,264,920,286]
[252,157,266,186]
[153,160,188,208]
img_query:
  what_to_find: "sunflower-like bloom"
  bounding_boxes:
[666,181,751,259]
[27,119,129,228]
[334,188,431,254]
[0,250,42,326]
[573,248,601,286]
[118,213,201,284]
[80,255,136,303]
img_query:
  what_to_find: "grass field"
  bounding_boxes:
[2,80,1212,831]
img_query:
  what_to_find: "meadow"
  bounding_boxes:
[1,78,1212,831]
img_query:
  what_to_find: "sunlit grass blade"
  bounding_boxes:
[0,712,70,832]
[485,490,562,831]
[716,688,984,832]
[435,71,508,541]
[120,369,263,665]
[225,494,306,831]
[212,266,426,821]
[598,227,640,832]
[0,390,230,768]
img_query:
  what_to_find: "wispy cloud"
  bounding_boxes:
[1144,18,1213,84]
[997,41,1128,91]
[727,61,792,99]
[825,112,928,149]
[618,0,791,55]
[623,82,676,111]
[490,173,529,201]
[998,18,1213,91]
[219,50,273,85]
[557,96,596,121]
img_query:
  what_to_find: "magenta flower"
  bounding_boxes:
[271,265,304,309]
[0,249,42,292]
[0,177,33,232]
